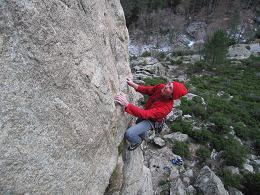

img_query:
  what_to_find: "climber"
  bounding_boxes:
[114,78,188,151]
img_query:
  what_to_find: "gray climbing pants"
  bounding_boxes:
[125,118,154,145]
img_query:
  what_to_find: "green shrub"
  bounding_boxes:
[159,179,171,195]
[172,141,191,159]
[172,59,182,65]
[233,122,248,140]
[242,173,260,195]
[191,103,208,120]
[187,60,208,74]
[154,51,166,61]
[219,170,242,189]
[196,146,211,162]
[211,135,227,151]
[209,112,231,134]
[192,129,213,144]
[223,139,248,167]
[171,120,192,134]
[211,137,248,167]
[141,51,151,57]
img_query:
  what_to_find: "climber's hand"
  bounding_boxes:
[126,78,138,90]
[115,92,129,107]
[126,78,134,86]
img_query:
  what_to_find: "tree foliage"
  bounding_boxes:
[204,29,229,65]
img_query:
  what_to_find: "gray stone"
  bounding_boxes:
[228,187,244,195]
[184,169,194,178]
[224,166,240,175]
[130,56,166,79]
[254,159,260,165]
[144,147,181,194]
[170,166,180,180]
[186,185,196,195]
[174,99,181,107]
[228,44,252,60]
[153,137,166,147]
[163,132,188,142]
[121,148,153,195]
[185,93,206,105]
[186,22,207,40]
[137,166,154,195]
[195,166,229,195]
[0,0,137,194]
[182,114,192,120]
[243,163,254,173]
[170,178,187,195]
[105,155,124,194]
[167,109,183,122]
[183,177,190,184]
[161,124,171,135]
[248,154,257,160]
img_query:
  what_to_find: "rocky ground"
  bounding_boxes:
[128,43,260,195]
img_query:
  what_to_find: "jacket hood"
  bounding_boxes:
[172,81,188,100]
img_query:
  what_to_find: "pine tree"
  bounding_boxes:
[204,30,229,65]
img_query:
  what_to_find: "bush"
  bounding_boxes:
[192,129,213,144]
[242,173,260,195]
[219,170,242,189]
[191,103,208,120]
[233,122,248,140]
[141,51,151,57]
[172,141,191,159]
[196,146,211,162]
[187,60,208,74]
[171,120,192,134]
[154,51,166,61]
[223,139,248,167]
[209,112,231,134]
[211,137,248,167]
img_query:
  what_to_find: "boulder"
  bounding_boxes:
[170,178,187,195]
[144,147,181,194]
[184,169,194,178]
[186,185,196,195]
[121,148,153,195]
[153,137,166,147]
[163,132,188,142]
[228,44,252,60]
[130,57,166,79]
[137,166,154,195]
[0,0,137,194]
[243,163,254,173]
[194,166,229,195]
[167,109,183,122]
[228,187,244,195]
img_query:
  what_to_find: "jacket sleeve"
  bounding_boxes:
[135,84,162,96]
[125,103,171,120]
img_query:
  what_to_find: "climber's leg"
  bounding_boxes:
[125,119,154,146]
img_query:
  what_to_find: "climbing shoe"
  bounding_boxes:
[128,141,142,151]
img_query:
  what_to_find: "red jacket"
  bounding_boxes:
[125,81,188,122]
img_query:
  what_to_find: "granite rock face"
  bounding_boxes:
[0,0,135,194]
